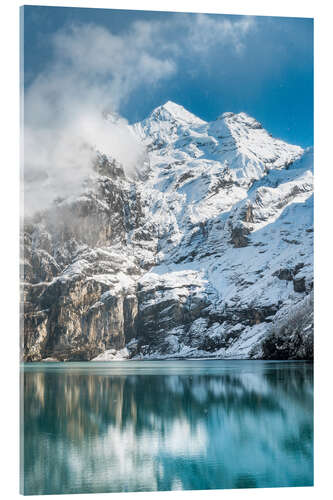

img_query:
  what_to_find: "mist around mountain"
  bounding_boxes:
[22,101,313,361]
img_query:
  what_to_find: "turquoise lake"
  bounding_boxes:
[21,360,313,495]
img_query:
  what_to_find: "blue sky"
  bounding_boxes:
[22,6,313,147]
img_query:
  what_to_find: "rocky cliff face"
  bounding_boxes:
[22,102,313,361]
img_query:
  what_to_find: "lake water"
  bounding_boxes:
[21,360,313,495]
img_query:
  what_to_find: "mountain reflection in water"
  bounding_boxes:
[22,360,313,495]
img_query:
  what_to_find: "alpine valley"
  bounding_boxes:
[22,101,314,362]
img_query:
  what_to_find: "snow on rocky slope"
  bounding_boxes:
[22,101,313,361]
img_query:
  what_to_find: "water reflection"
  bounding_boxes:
[22,360,313,495]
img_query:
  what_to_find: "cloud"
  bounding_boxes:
[184,14,255,54]
[52,23,176,93]
[23,21,178,215]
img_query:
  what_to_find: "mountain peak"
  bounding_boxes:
[149,101,206,125]
[161,100,184,113]
[216,111,263,130]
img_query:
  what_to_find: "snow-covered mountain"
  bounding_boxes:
[22,101,313,361]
